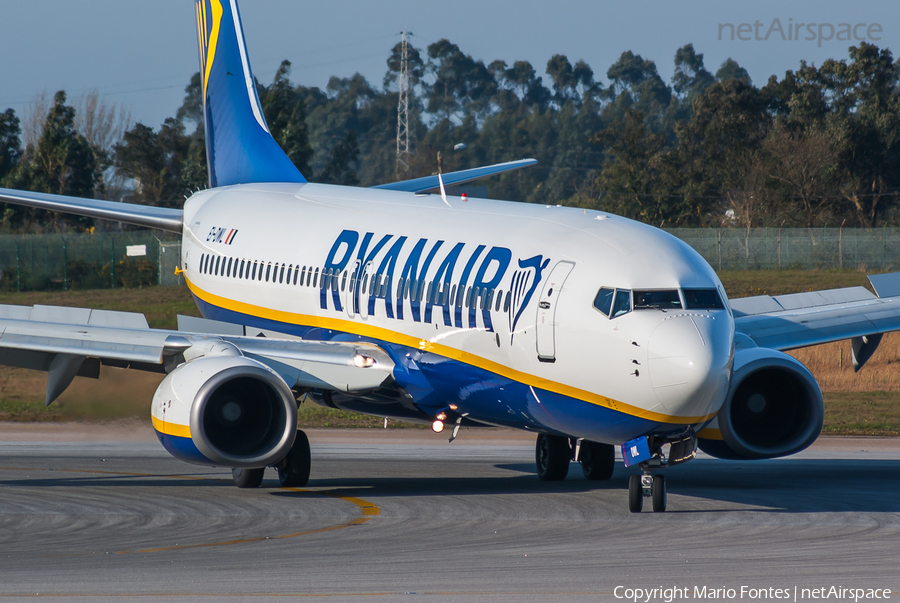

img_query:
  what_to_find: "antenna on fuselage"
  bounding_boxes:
[437,151,451,208]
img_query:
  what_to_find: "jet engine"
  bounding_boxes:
[698,347,823,460]
[152,355,297,468]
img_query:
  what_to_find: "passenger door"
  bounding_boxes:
[535,261,575,362]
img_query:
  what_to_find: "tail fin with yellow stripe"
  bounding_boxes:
[194,0,306,188]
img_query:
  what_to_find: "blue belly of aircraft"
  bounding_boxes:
[193,294,684,445]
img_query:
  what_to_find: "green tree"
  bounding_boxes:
[715,58,752,85]
[319,130,360,186]
[258,60,313,176]
[425,39,497,121]
[114,118,204,207]
[0,108,22,183]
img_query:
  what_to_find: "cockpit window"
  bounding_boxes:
[612,289,631,317]
[633,290,682,310]
[593,288,614,316]
[684,288,725,309]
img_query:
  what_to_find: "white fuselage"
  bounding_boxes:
[180,182,734,443]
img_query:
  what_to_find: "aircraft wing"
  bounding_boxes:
[0,304,394,405]
[372,158,537,194]
[0,187,183,233]
[731,273,900,363]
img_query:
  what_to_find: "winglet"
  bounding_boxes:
[195,0,305,187]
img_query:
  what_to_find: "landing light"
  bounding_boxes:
[353,355,376,368]
[432,420,445,433]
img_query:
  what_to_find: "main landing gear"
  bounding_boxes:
[535,434,615,482]
[231,429,311,489]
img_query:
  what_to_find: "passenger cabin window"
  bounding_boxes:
[684,288,725,309]
[633,290,682,310]
[593,288,614,316]
[612,289,631,318]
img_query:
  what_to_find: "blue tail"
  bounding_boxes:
[194,0,306,187]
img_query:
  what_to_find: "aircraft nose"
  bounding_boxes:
[647,314,732,419]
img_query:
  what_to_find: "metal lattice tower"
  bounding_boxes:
[396,31,412,175]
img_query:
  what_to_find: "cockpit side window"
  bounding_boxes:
[633,290,682,310]
[612,289,631,318]
[593,288,615,316]
[684,288,725,309]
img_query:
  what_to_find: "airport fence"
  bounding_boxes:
[0,227,896,292]
[0,232,183,292]
[666,227,900,272]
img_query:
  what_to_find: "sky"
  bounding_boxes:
[0,0,896,130]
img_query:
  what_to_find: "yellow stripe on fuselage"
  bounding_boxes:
[186,277,718,425]
[152,415,191,439]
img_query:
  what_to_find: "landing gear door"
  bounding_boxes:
[535,261,575,362]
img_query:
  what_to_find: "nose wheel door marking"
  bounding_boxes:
[535,261,575,362]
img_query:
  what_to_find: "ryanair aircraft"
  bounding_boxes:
[2,0,899,512]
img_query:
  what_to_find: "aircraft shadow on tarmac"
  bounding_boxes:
[272,458,900,514]
[3,458,897,514]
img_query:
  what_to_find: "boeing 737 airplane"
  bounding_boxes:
[2,0,900,513]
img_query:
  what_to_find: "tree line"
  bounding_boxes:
[1,39,898,233]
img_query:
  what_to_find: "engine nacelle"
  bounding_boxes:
[698,347,823,460]
[151,355,297,468]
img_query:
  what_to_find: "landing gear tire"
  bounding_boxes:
[580,441,615,480]
[232,467,265,489]
[535,433,570,481]
[628,474,643,513]
[651,475,666,512]
[277,429,311,487]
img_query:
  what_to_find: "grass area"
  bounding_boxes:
[822,392,900,436]
[0,286,199,329]
[0,273,898,434]
[717,269,872,299]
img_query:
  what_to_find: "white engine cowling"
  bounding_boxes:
[151,355,297,468]
[698,347,823,460]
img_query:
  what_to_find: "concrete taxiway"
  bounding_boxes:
[0,423,898,602]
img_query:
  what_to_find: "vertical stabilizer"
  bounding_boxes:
[194,0,306,187]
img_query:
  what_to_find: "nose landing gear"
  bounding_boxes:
[625,434,696,513]
[628,467,666,513]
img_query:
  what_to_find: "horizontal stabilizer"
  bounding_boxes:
[373,158,537,194]
[0,187,183,233]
